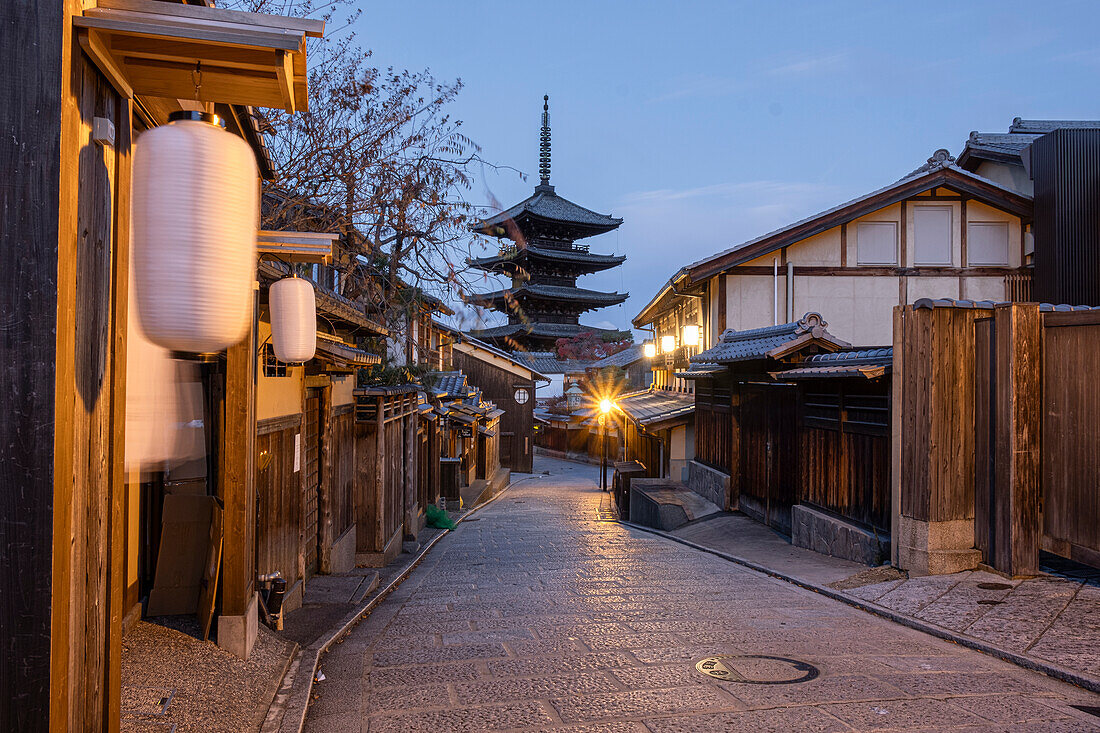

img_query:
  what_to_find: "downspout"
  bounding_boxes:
[786,261,794,323]
[773,258,778,326]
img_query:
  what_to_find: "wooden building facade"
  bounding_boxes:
[634,149,1034,394]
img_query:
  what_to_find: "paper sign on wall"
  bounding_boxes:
[294,433,301,472]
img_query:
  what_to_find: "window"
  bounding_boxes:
[913,206,952,265]
[968,222,1009,266]
[262,344,288,377]
[856,221,897,265]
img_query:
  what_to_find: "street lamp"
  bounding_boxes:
[599,398,614,491]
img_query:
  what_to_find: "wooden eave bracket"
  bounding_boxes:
[75,0,319,112]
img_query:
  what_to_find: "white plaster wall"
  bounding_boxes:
[851,204,902,265]
[787,229,842,266]
[976,160,1033,196]
[727,274,785,331]
[792,275,898,347]
[962,276,1008,302]
[906,276,961,304]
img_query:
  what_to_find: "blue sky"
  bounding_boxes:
[352,0,1100,337]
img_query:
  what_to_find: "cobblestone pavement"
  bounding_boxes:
[305,458,1100,732]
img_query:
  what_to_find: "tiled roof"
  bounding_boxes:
[468,322,629,343]
[473,185,622,232]
[469,245,625,270]
[959,119,1100,167]
[617,388,695,428]
[426,371,473,399]
[913,298,1100,312]
[691,313,850,365]
[775,348,892,381]
[590,344,645,369]
[675,363,726,380]
[464,283,628,308]
[508,350,594,374]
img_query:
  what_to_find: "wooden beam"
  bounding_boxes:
[78,28,134,98]
[75,11,306,53]
[220,290,257,620]
[110,34,284,71]
[275,50,295,113]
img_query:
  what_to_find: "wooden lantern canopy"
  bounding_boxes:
[74,0,324,113]
[269,277,316,363]
[132,111,258,353]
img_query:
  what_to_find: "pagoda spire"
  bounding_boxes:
[538,94,552,188]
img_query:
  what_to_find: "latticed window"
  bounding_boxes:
[262,344,288,377]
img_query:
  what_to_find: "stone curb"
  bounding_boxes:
[263,479,528,733]
[617,519,1100,695]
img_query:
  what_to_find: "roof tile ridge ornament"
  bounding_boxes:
[794,312,827,335]
[536,94,554,193]
[916,148,957,173]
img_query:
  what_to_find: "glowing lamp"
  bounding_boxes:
[599,398,613,415]
[683,324,700,346]
[270,276,316,362]
[132,111,258,353]
[661,335,676,353]
[643,341,657,358]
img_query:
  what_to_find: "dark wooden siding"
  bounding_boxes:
[256,416,303,593]
[330,405,355,539]
[1042,316,1100,565]
[798,382,891,532]
[452,349,535,472]
[695,379,734,474]
[624,419,661,478]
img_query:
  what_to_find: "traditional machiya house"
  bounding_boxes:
[251,260,387,611]
[446,331,549,473]
[423,372,506,506]
[681,314,894,565]
[1,1,326,727]
[634,148,1034,392]
[615,388,696,482]
[465,96,629,351]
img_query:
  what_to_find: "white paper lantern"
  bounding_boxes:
[270,276,316,362]
[132,111,258,353]
[661,334,676,353]
[643,341,657,358]
[682,324,700,346]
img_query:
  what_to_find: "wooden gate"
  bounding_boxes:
[302,389,322,578]
[1042,312,1100,567]
[739,382,798,532]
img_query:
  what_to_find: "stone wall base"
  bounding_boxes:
[329,525,356,575]
[898,515,982,576]
[356,524,403,568]
[217,592,258,659]
[791,504,889,566]
[686,460,732,511]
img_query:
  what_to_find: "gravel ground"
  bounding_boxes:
[121,615,295,733]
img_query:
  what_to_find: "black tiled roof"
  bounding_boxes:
[959,119,1100,168]
[775,348,892,381]
[469,245,625,271]
[508,350,594,374]
[473,185,622,232]
[617,388,695,427]
[589,344,645,369]
[426,371,473,399]
[691,313,850,365]
[464,283,628,307]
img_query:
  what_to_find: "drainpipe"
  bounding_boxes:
[786,261,794,323]
[773,258,778,326]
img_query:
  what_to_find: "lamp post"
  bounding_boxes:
[599,398,613,491]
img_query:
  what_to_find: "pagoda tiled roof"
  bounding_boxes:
[464,283,628,308]
[467,322,628,343]
[468,244,625,271]
[473,184,622,234]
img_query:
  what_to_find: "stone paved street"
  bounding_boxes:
[305,458,1100,732]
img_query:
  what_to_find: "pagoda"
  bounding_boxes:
[465,96,629,351]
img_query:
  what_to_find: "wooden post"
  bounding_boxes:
[890,305,904,567]
[374,395,385,550]
[403,402,418,541]
[318,383,335,573]
[991,303,1041,576]
[218,288,258,658]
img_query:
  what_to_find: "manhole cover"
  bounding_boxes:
[1071,705,1100,718]
[977,599,1004,605]
[695,655,820,684]
[977,582,1013,591]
